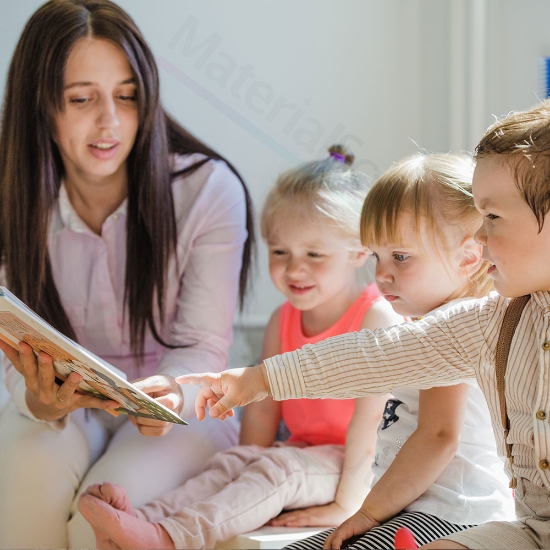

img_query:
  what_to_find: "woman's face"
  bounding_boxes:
[53,38,139,186]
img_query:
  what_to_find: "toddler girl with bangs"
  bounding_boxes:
[77,145,404,549]
[281,153,515,549]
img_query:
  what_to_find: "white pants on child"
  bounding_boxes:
[0,400,239,549]
[136,443,345,549]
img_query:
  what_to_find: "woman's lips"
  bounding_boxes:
[88,140,120,160]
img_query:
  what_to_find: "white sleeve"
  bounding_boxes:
[265,296,499,400]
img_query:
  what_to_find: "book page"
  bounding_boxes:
[0,289,186,425]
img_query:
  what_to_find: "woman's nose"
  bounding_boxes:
[97,97,120,130]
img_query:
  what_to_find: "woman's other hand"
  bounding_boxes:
[0,339,119,421]
[129,374,183,436]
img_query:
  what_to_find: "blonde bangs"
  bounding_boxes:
[360,157,437,247]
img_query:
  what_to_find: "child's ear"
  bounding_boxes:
[352,246,370,267]
[458,237,483,276]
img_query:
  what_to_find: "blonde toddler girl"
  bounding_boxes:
[77,146,403,549]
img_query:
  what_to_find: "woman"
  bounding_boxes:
[0,0,254,548]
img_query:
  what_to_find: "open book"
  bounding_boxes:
[0,286,186,425]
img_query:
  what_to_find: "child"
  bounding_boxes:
[280,153,514,550]
[178,99,550,550]
[77,146,404,549]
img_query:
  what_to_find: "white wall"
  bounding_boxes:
[1,0,550,330]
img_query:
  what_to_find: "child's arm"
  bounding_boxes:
[239,309,282,447]
[269,395,387,527]
[324,383,470,549]
[177,298,484,417]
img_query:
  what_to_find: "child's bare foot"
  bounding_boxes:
[77,482,175,550]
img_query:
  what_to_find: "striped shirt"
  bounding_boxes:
[264,291,550,489]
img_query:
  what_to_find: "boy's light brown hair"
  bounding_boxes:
[475,100,550,231]
[360,153,493,299]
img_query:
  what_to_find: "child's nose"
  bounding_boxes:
[286,257,305,275]
[474,222,487,246]
[375,263,393,283]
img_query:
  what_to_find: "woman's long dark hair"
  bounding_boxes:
[0,0,254,358]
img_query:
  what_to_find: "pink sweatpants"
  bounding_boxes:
[137,443,345,549]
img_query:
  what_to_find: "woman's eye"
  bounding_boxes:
[486,213,499,220]
[69,97,88,104]
[308,252,322,258]
[394,254,408,262]
[118,94,137,101]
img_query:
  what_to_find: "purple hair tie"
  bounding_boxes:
[330,152,346,163]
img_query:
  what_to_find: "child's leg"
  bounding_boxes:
[0,402,109,549]
[284,512,475,550]
[438,477,550,550]
[421,541,468,548]
[78,483,173,549]
[79,444,344,550]
[78,442,263,548]
[68,413,239,547]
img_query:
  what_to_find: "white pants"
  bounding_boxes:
[0,400,238,549]
[138,444,344,549]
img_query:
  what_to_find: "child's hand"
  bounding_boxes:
[269,502,350,528]
[176,365,271,420]
[323,510,380,549]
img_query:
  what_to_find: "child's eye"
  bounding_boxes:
[371,252,380,261]
[69,97,88,104]
[271,249,286,256]
[486,213,499,220]
[308,252,322,258]
[393,253,408,262]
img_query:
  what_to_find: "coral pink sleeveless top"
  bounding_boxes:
[280,283,381,446]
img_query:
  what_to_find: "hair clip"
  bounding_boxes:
[330,152,346,163]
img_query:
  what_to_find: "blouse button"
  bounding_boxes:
[537,410,547,420]
[543,342,550,351]
[540,459,550,470]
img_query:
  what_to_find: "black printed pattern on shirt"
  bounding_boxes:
[381,398,403,430]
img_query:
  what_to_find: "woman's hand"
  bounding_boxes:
[129,374,183,436]
[0,339,119,421]
[269,502,350,529]
[323,510,380,549]
[177,365,271,420]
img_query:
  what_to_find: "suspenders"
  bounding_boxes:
[495,294,531,489]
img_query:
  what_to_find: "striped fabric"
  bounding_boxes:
[264,291,550,489]
[284,512,475,550]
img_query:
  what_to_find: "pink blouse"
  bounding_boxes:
[1,154,247,425]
